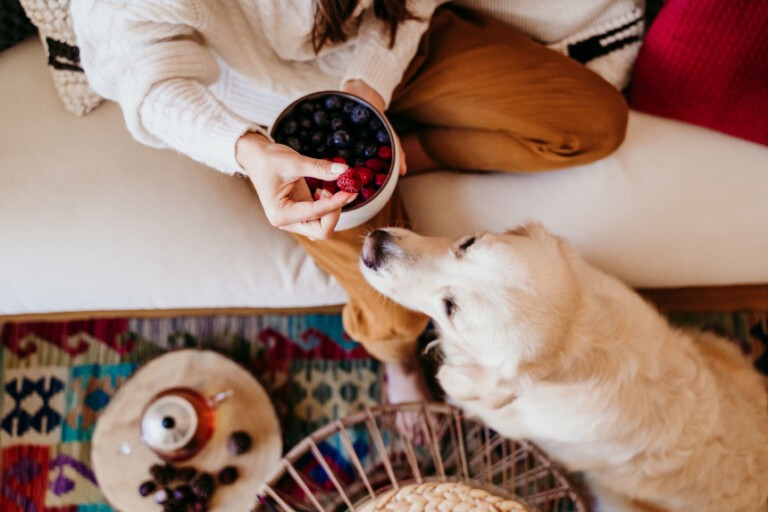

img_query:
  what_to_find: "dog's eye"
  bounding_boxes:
[458,236,476,252]
[443,297,456,317]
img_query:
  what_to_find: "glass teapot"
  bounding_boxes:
[120,387,231,462]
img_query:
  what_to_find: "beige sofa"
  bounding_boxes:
[2,37,768,319]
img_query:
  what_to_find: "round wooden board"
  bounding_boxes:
[92,349,282,511]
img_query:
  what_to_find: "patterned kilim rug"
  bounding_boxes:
[1,311,766,511]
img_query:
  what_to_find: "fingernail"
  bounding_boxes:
[344,193,358,205]
[330,163,347,175]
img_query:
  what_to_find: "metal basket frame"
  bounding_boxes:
[255,402,591,512]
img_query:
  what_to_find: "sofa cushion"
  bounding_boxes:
[2,38,768,317]
[0,0,36,52]
[17,0,102,115]
[630,0,768,146]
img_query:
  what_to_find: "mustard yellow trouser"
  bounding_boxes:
[293,7,629,363]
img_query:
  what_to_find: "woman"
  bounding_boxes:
[71,0,628,405]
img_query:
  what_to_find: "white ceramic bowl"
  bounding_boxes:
[269,91,399,232]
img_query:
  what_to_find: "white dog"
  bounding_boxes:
[360,223,768,512]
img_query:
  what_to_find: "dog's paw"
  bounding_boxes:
[437,364,517,410]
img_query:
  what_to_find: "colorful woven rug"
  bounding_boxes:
[1,311,766,511]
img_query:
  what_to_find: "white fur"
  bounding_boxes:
[361,224,768,512]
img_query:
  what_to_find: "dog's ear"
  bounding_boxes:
[438,364,517,410]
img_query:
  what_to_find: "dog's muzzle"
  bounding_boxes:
[361,229,392,271]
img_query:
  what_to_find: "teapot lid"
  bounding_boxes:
[141,394,198,453]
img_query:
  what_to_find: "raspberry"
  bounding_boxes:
[366,159,386,172]
[375,173,388,186]
[357,167,374,185]
[337,170,363,192]
[322,180,339,194]
[304,177,320,192]
[361,187,376,200]
[377,146,392,160]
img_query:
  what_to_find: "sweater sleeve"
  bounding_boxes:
[70,0,265,175]
[342,0,447,107]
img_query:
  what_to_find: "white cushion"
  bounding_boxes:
[2,38,768,316]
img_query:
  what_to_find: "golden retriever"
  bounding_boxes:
[359,223,768,512]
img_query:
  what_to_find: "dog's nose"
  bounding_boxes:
[361,229,391,270]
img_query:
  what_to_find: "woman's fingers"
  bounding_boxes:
[285,152,348,182]
[269,189,356,228]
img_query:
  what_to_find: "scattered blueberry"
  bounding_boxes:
[218,466,239,485]
[139,480,156,497]
[342,101,355,113]
[324,95,342,110]
[155,488,171,505]
[176,467,197,483]
[376,129,391,144]
[350,105,371,124]
[173,485,193,502]
[331,130,351,148]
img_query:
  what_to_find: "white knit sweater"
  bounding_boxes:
[70,0,446,174]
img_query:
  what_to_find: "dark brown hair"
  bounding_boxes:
[312,0,415,53]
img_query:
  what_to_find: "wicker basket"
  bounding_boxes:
[254,402,590,511]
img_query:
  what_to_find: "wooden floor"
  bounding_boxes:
[1,285,767,322]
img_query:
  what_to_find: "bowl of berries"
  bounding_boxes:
[270,91,399,231]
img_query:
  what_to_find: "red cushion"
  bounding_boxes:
[630,0,768,146]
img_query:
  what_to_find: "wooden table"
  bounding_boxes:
[92,349,282,511]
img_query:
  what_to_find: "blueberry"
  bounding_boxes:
[331,130,351,148]
[173,485,193,502]
[376,129,391,144]
[350,105,371,124]
[363,144,379,158]
[324,95,342,110]
[369,118,382,131]
[298,130,309,141]
[354,158,366,167]
[314,146,326,156]
[285,137,301,151]
[310,132,324,145]
[299,117,312,129]
[218,466,239,485]
[281,119,298,135]
[299,102,317,116]
[355,129,370,142]
[336,148,351,160]
[342,101,355,114]
[312,110,329,127]
[139,481,156,497]
[330,117,345,131]
[353,141,367,155]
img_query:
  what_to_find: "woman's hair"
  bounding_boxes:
[312,0,415,52]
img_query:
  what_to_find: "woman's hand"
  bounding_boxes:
[236,132,357,240]
[342,79,407,176]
